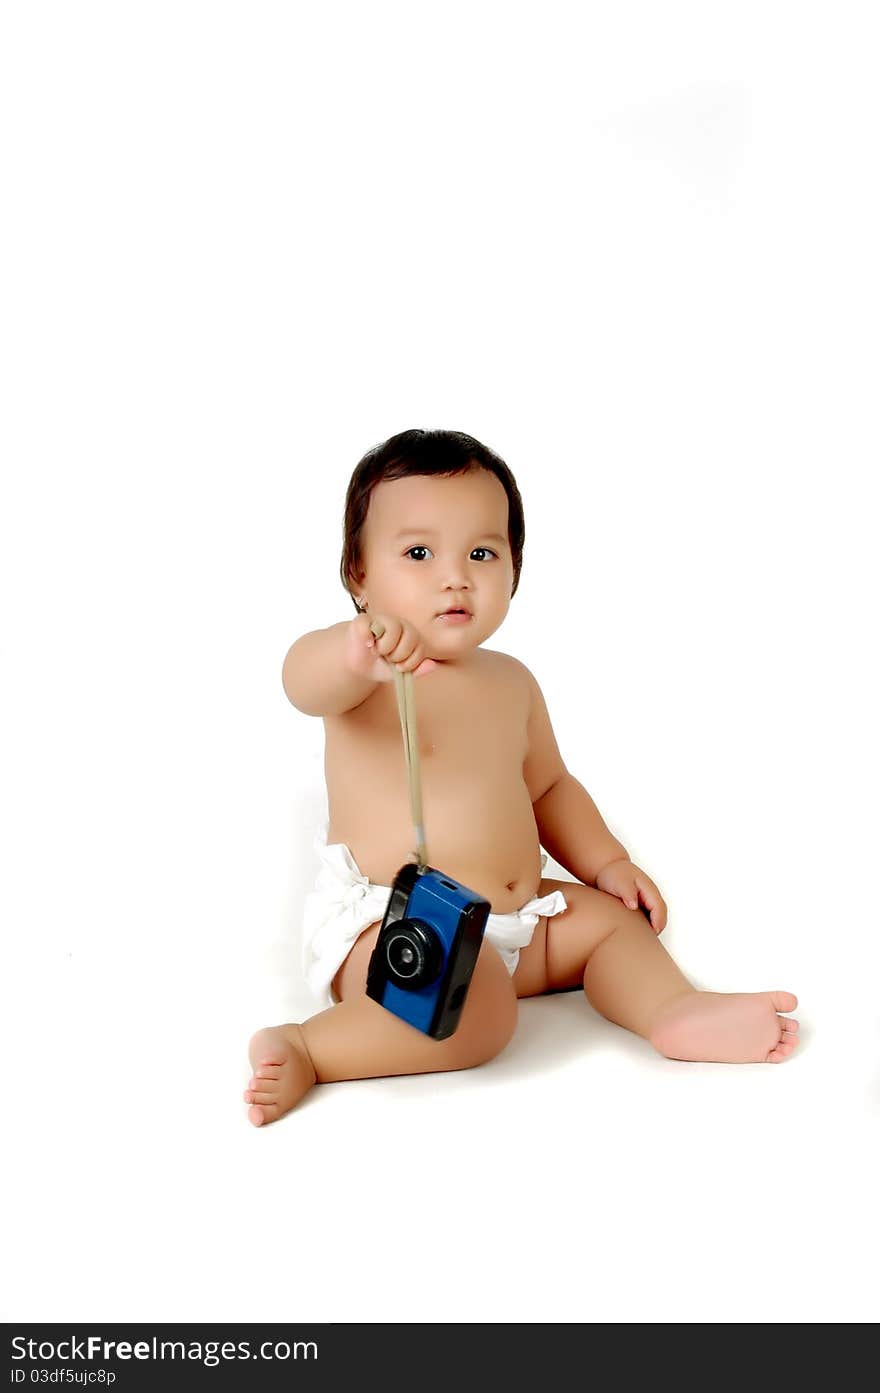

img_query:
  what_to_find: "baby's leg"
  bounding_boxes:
[518,881,799,1064]
[244,922,518,1126]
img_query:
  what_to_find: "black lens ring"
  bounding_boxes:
[383,919,444,991]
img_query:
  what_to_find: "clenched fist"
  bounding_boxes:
[345,613,440,684]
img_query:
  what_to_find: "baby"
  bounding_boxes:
[245,429,799,1126]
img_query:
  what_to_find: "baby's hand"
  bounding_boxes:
[346,612,440,684]
[596,858,667,934]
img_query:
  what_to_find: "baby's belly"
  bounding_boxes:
[327,766,544,913]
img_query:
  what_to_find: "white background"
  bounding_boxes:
[2,1,877,1324]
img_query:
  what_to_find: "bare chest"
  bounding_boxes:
[321,651,541,910]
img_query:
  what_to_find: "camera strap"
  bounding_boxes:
[369,618,428,871]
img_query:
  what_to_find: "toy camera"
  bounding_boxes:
[366,861,490,1039]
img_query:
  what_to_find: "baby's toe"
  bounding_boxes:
[767,1034,799,1063]
[249,1085,279,1105]
[248,1102,279,1127]
[771,991,798,1013]
[244,1077,279,1103]
[781,1018,799,1033]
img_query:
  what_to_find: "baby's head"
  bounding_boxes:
[340,429,524,658]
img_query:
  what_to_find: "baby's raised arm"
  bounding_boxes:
[282,615,437,717]
[282,621,379,716]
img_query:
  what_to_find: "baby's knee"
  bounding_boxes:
[594,889,650,938]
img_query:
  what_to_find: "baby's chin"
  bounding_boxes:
[430,634,485,664]
[433,619,479,638]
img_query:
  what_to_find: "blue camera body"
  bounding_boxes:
[366,862,491,1039]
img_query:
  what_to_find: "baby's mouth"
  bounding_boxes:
[434,612,473,629]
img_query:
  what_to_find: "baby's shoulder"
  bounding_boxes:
[473,648,533,708]
[479,648,554,717]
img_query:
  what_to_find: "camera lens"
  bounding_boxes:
[387,935,419,977]
[383,920,443,990]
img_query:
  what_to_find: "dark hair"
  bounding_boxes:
[340,429,525,613]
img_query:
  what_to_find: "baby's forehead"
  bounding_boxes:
[368,471,508,536]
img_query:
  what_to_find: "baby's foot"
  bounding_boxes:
[244,1025,317,1126]
[648,990,800,1064]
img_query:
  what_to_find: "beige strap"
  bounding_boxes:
[369,618,428,870]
